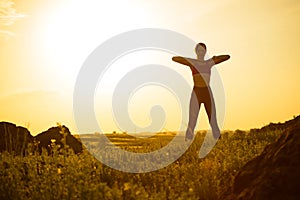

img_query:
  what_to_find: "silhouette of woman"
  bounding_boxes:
[172,43,230,140]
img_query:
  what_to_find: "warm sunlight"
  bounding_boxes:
[1,0,299,135]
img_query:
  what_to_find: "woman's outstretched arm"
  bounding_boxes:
[212,55,230,64]
[172,56,191,66]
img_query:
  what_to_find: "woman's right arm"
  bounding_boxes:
[172,56,191,66]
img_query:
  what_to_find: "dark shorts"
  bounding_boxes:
[192,86,212,104]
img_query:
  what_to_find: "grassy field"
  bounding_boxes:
[0,129,282,200]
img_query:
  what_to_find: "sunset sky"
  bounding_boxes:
[1,0,299,135]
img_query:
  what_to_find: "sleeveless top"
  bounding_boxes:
[186,58,215,88]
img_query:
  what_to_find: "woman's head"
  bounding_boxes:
[195,43,206,59]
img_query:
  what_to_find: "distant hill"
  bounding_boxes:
[220,116,300,200]
[249,115,300,133]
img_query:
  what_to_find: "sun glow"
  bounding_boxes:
[40,0,152,91]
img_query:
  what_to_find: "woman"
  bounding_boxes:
[172,43,230,140]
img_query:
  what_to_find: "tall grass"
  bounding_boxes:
[0,128,282,200]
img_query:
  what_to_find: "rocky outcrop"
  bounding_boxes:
[249,115,300,134]
[0,122,82,155]
[0,122,34,155]
[221,123,300,200]
[34,126,82,154]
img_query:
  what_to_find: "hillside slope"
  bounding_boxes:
[221,117,300,200]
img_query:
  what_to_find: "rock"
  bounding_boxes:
[0,122,34,155]
[221,123,300,200]
[34,125,82,154]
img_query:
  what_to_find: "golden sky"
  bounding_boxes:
[1,0,300,135]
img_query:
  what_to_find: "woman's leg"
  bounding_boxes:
[186,88,201,140]
[203,87,220,139]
